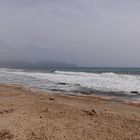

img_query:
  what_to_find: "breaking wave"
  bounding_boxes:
[0,69,140,96]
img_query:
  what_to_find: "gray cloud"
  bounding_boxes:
[0,0,140,67]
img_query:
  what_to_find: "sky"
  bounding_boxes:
[0,0,140,67]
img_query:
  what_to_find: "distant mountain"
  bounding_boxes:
[0,61,77,69]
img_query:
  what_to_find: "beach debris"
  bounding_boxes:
[83,109,97,116]
[43,108,48,112]
[49,97,55,100]
[0,129,14,139]
[60,111,65,114]
[130,91,139,94]
[31,131,36,137]
[57,82,67,85]
[0,109,14,114]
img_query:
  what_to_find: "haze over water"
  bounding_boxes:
[0,0,140,67]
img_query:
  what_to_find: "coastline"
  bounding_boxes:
[0,84,139,139]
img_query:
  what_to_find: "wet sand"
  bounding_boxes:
[0,84,139,140]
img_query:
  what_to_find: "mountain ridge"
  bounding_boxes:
[0,61,77,69]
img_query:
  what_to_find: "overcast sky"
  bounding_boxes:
[0,0,140,67]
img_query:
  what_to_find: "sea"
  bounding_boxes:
[0,67,140,101]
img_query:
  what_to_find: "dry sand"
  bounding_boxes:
[0,84,139,140]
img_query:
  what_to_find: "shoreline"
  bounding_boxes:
[1,83,140,107]
[0,83,139,139]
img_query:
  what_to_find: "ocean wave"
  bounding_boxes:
[0,68,140,96]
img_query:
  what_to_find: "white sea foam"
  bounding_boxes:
[0,69,140,95]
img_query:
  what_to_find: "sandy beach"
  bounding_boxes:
[0,84,139,140]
